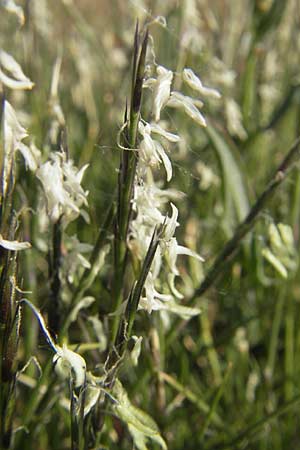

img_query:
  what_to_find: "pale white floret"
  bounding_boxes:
[2,101,40,196]
[163,203,179,241]
[183,68,221,99]
[83,385,101,416]
[18,142,41,171]
[155,141,172,182]
[167,91,207,127]
[0,50,34,90]
[37,158,77,221]
[139,272,173,313]
[138,121,172,181]
[150,123,180,143]
[225,98,247,140]
[36,152,89,224]
[130,336,143,366]
[3,100,28,152]
[152,65,173,122]
[62,235,93,284]
[53,344,86,388]
[165,237,204,275]
[0,234,31,250]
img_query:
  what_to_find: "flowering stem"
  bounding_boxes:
[111,25,148,344]
[107,226,161,385]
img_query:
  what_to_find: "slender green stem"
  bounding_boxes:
[285,291,295,401]
[266,286,286,382]
[193,136,300,300]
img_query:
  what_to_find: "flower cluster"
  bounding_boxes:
[128,61,221,315]
[36,152,89,225]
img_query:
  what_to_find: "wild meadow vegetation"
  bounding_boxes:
[1,0,300,449]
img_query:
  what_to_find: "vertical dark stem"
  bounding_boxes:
[48,217,62,336]
[111,25,148,343]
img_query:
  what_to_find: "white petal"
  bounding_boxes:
[2,101,28,197]
[163,203,179,241]
[0,234,31,250]
[143,77,156,89]
[155,141,172,182]
[153,65,173,122]
[4,100,28,145]
[18,142,40,171]
[0,50,34,90]
[167,91,207,127]
[183,68,221,99]
[164,237,179,275]
[83,385,100,417]
[168,273,184,299]
[150,123,180,142]
[67,296,95,325]
[54,344,86,388]
[130,336,143,366]
[176,245,205,261]
[225,98,247,140]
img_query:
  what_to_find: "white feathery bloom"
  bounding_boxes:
[0,49,34,90]
[167,91,207,127]
[152,65,173,122]
[183,68,221,99]
[36,152,89,224]
[53,344,86,388]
